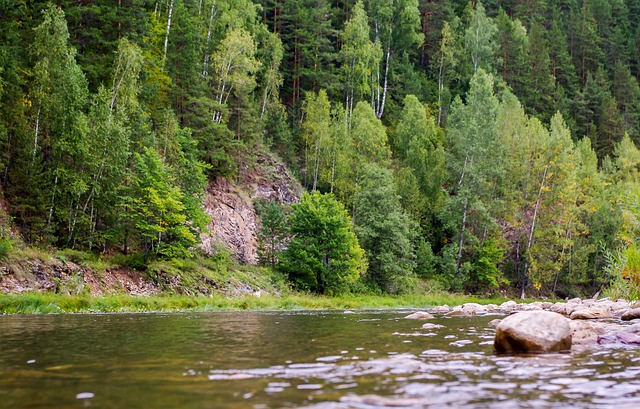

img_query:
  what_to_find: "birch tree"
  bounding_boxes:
[211,27,261,124]
[463,0,498,76]
[366,0,422,118]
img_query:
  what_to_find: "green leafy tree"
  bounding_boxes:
[301,89,332,190]
[395,95,446,236]
[340,0,380,116]
[119,148,196,259]
[211,27,261,124]
[333,101,391,211]
[443,70,503,287]
[463,1,498,76]
[367,0,423,118]
[353,164,418,294]
[434,19,460,126]
[25,5,90,245]
[279,191,365,294]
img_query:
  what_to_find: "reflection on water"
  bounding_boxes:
[1,310,640,408]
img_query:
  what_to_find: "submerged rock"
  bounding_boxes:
[597,332,640,346]
[494,311,572,354]
[404,311,434,320]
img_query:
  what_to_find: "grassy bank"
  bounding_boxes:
[0,292,509,314]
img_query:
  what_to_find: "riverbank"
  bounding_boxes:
[0,247,513,314]
[0,292,509,314]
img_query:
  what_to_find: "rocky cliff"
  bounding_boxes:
[198,153,302,264]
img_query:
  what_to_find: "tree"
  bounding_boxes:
[301,89,331,190]
[495,10,529,103]
[353,164,418,293]
[25,5,90,245]
[367,0,423,118]
[524,22,555,123]
[119,148,197,259]
[464,1,498,76]
[333,101,391,211]
[395,95,446,236]
[574,0,604,85]
[257,200,288,268]
[340,0,380,116]
[443,70,503,286]
[434,19,459,126]
[279,191,365,294]
[211,27,261,124]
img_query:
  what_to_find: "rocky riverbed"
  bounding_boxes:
[407,298,640,353]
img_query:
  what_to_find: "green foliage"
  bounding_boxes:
[119,148,197,259]
[0,237,12,260]
[279,191,365,295]
[255,200,289,268]
[353,164,418,294]
[0,0,638,299]
[470,239,505,292]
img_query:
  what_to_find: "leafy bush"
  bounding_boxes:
[0,238,12,260]
[604,245,640,301]
[112,253,148,271]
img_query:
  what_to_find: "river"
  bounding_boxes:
[1,310,640,408]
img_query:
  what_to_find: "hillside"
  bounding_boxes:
[1,0,640,299]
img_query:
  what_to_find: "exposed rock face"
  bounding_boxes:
[494,311,572,354]
[199,154,302,264]
[200,178,260,264]
[0,259,160,296]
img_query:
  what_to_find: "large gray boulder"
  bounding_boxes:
[494,311,572,354]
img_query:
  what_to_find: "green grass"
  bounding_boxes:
[0,292,509,315]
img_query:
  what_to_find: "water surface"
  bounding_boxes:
[1,310,640,408]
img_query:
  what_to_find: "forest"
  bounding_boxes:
[1,0,640,299]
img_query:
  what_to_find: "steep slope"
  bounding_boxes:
[199,153,302,264]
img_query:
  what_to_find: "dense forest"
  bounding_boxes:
[2,0,640,298]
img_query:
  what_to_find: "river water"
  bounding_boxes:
[1,310,640,408]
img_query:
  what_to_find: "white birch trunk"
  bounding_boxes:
[162,0,174,70]
[521,165,549,299]
[202,0,217,77]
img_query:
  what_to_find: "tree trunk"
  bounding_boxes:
[162,0,174,70]
[522,164,549,299]
[456,197,468,274]
[202,0,217,77]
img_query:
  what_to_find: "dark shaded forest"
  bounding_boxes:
[1,0,640,298]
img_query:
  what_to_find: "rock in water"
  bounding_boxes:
[494,311,572,354]
[404,311,434,320]
[431,305,451,314]
[621,308,640,321]
[569,307,612,320]
[597,332,640,346]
